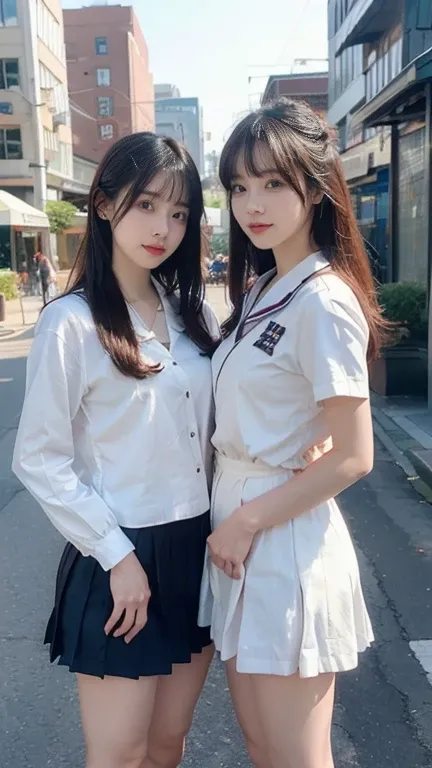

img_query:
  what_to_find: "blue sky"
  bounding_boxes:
[61,0,329,150]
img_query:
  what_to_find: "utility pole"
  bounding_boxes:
[24,0,47,214]
[23,0,51,258]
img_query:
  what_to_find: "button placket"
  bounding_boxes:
[175,360,203,474]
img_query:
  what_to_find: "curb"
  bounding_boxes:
[372,407,432,504]
[407,449,432,500]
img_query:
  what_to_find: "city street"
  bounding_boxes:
[1,288,432,767]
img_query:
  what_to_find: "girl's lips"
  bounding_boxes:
[143,245,166,256]
[248,224,272,234]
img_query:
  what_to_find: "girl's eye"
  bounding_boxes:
[231,184,245,194]
[173,211,188,222]
[266,179,283,189]
[138,200,153,211]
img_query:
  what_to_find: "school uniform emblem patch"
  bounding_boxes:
[253,321,286,356]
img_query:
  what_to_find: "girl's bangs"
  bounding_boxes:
[220,115,299,192]
[116,154,192,223]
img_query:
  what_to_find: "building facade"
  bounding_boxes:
[63,4,154,165]
[0,0,75,207]
[0,0,88,268]
[155,83,181,100]
[262,72,329,115]
[328,0,396,280]
[155,95,204,177]
[330,0,432,400]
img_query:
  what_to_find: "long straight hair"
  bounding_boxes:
[64,132,214,378]
[219,98,387,361]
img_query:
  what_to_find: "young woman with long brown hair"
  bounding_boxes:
[199,97,381,768]
[13,133,219,768]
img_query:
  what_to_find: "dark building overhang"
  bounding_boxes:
[350,46,432,129]
[335,0,402,54]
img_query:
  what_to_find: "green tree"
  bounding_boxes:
[45,200,78,234]
[211,233,229,255]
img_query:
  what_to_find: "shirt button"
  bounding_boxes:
[173,361,178,366]
[197,467,201,473]
[190,431,196,438]
[186,391,190,398]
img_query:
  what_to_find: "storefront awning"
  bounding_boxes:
[0,190,50,229]
[350,46,432,131]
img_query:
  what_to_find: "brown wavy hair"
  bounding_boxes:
[219,97,388,361]
[62,132,214,378]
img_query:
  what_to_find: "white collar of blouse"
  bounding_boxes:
[246,250,330,318]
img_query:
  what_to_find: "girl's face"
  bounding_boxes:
[102,171,190,271]
[230,145,318,252]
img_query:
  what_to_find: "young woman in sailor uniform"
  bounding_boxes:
[199,98,384,768]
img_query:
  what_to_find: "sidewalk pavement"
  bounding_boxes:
[0,271,70,339]
[372,392,432,501]
[0,295,42,338]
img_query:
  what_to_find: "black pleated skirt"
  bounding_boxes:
[44,512,212,679]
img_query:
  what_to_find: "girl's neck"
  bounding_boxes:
[112,248,154,304]
[272,229,319,279]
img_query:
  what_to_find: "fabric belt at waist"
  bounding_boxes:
[215,453,294,479]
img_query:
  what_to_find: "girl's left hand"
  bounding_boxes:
[207,510,255,580]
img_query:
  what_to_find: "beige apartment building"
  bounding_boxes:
[0,0,93,208]
[0,0,95,268]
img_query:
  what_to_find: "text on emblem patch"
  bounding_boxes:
[253,321,286,356]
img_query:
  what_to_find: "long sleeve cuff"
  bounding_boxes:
[92,527,136,571]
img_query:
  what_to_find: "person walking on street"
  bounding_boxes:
[13,132,219,768]
[38,254,56,305]
[199,97,387,768]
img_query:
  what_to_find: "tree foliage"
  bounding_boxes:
[45,200,78,234]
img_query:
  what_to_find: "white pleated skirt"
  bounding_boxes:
[198,454,374,678]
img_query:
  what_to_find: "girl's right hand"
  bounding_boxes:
[104,551,151,643]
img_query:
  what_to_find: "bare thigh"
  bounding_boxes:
[78,672,158,768]
[225,657,268,768]
[251,671,335,768]
[144,644,214,767]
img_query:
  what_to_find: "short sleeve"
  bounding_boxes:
[296,286,369,403]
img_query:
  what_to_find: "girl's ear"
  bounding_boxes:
[311,189,324,206]
[95,192,114,222]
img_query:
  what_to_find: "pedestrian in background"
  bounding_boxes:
[199,97,387,768]
[38,253,56,305]
[13,132,219,768]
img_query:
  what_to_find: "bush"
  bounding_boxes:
[378,282,428,344]
[0,269,18,300]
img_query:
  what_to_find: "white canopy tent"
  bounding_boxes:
[0,190,49,230]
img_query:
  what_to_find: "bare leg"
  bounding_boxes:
[142,644,214,768]
[251,671,335,768]
[225,657,269,768]
[77,673,158,768]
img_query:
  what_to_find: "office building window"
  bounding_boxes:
[0,59,19,88]
[0,127,22,159]
[95,37,108,55]
[43,127,59,152]
[97,68,110,87]
[37,1,65,63]
[0,0,17,26]
[39,63,69,118]
[98,96,113,116]
[99,124,114,140]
